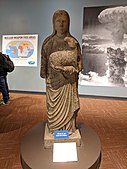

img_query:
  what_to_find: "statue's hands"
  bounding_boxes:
[63,66,78,75]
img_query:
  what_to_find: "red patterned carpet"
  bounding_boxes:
[0,92,127,169]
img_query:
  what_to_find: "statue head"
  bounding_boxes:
[52,10,70,36]
[42,10,71,48]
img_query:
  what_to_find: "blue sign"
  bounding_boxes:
[54,130,69,139]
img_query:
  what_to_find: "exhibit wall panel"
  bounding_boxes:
[0,0,127,98]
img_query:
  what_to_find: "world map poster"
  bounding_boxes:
[2,34,38,67]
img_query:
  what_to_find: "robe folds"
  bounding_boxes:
[40,35,82,133]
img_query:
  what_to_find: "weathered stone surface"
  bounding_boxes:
[40,10,83,134]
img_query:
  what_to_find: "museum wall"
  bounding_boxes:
[0,0,127,98]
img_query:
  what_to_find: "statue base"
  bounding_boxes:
[20,122,101,169]
[44,123,81,148]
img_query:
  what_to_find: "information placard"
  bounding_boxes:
[54,130,69,139]
[53,142,78,162]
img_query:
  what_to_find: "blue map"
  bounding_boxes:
[6,41,34,58]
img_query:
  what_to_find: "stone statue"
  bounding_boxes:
[40,10,83,134]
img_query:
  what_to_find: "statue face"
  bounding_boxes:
[54,14,69,35]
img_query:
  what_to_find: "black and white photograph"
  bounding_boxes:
[79,5,127,87]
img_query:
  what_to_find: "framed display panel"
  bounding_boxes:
[2,34,38,67]
[79,5,127,88]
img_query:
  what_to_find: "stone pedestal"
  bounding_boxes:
[20,122,101,169]
[44,123,81,148]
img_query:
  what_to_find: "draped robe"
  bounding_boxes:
[40,35,82,133]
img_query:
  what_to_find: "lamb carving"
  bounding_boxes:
[49,37,78,74]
